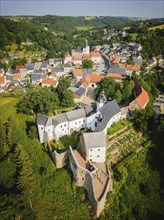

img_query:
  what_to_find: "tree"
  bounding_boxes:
[95,77,116,100]
[61,90,75,107]
[28,126,38,139]
[17,86,59,115]
[82,59,93,69]
[114,90,122,103]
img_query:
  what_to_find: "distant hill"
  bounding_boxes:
[18,15,134,33]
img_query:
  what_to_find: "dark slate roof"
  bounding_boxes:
[37,114,48,125]
[6,75,13,80]
[25,64,34,71]
[34,69,43,74]
[66,108,86,121]
[96,100,121,132]
[12,70,20,74]
[82,68,92,75]
[11,79,19,84]
[107,66,126,75]
[83,132,106,148]
[52,114,68,126]
[75,87,86,96]
[31,74,41,81]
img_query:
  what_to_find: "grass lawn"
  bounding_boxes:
[107,119,131,135]
[129,33,138,41]
[0,96,35,128]
[75,26,94,31]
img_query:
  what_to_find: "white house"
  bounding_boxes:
[64,52,72,64]
[90,52,102,64]
[80,132,106,163]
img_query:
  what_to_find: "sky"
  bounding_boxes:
[0,0,164,18]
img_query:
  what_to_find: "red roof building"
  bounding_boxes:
[13,74,22,79]
[15,66,26,70]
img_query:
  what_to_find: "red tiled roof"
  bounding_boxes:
[13,74,21,79]
[73,55,82,60]
[90,52,101,57]
[109,55,120,64]
[106,73,122,80]
[15,66,26,70]
[42,79,57,85]
[81,74,104,88]
[125,64,140,72]
[65,52,72,58]
[83,54,91,59]
[73,69,83,77]
[135,87,149,108]
[0,76,5,84]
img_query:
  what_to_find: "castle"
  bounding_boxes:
[37,93,121,217]
[37,82,150,217]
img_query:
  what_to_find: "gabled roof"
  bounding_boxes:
[13,74,22,79]
[37,114,48,125]
[83,132,106,148]
[66,108,86,121]
[125,64,140,72]
[15,65,26,70]
[73,55,82,60]
[90,52,101,57]
[83,54,91,59]
[96,100,121,132]
[81,74,104,88]
[74,69,83,77]
[42,79,57,85]
[75,87,85,96]
[31,74,41,81]
[65,52,72,58]
[106,73,122,80]
[135,87,149,108]
[107,66,126,75]
[0,76,5,84]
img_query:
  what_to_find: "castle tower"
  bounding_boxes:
[97,90,107,111]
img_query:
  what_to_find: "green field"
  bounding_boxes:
[75,26,94,31]
[0,96,34,127]
[129,33,138,41]
[6,43,45,59]
[149,24,164,30]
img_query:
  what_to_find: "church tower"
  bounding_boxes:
[97,90,107,111]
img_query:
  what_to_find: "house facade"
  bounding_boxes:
[37,98,121,144]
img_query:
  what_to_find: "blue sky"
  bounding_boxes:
[0,0,164,18]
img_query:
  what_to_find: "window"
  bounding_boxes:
[65,124,66,127]
[83,120,85,122]
[90,155,92,157]
[90,149,92,151]
[90,159,92,161]
[97,155,99,158]
[41,127,43,130]
[61,125,62,128]
[98,149,100,151]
